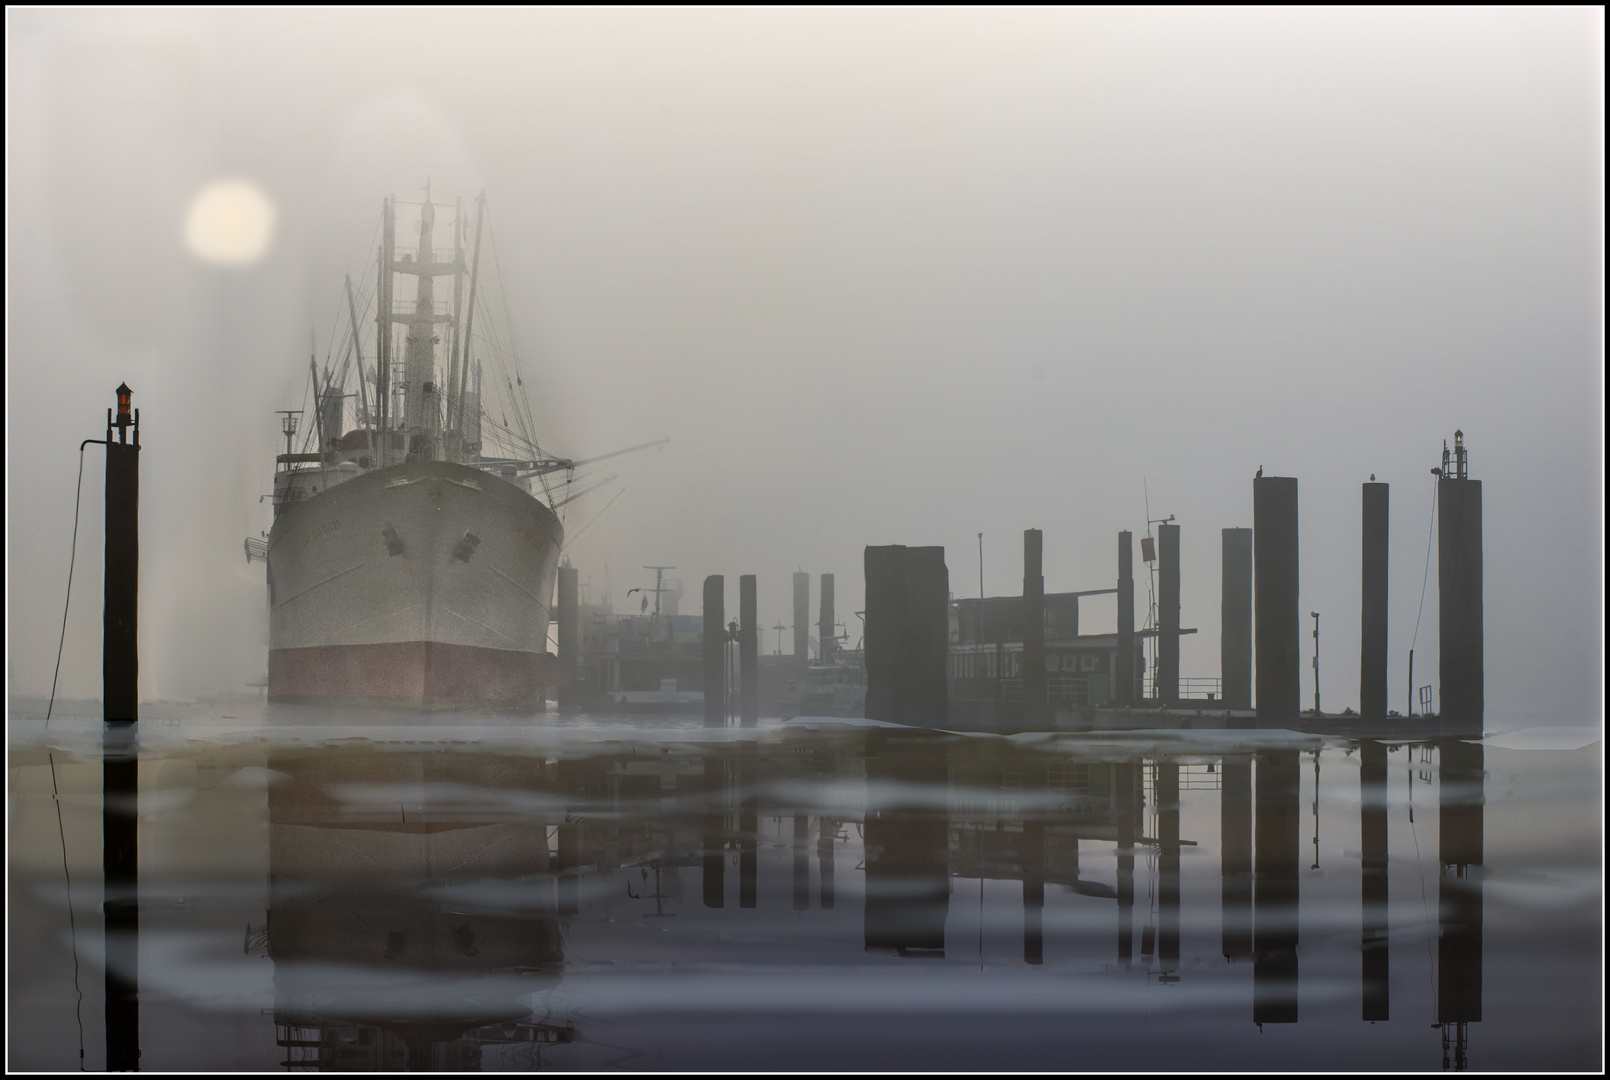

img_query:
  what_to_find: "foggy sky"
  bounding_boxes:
[6,8,1602,722]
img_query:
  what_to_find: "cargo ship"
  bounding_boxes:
[258,189,573,708]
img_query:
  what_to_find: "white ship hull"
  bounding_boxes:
[266,460,564,708]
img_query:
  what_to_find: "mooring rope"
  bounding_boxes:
[46,444,92,726]
[1409,478,1439,656]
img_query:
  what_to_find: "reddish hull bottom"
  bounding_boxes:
[269,642,566,709]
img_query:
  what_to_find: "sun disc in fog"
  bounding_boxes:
[183,179,276,266]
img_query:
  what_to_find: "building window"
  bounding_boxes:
[1082,654,1098,672]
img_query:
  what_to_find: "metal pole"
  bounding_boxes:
[1407,648,1415,717]
[1311,611,1321,715]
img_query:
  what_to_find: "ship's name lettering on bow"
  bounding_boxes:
[302,519,342,547]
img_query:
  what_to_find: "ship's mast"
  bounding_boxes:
[344,274,371,432]
[401,188,439,456]
[377,197,394,467]
[456,191,487,448]
[446,196,466,462]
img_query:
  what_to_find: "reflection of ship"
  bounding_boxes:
[261,190,573,708]
[235,727,1489,1071]
[262,750,572,1070]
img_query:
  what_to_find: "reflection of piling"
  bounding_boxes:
[1022,530,1047,712]
[1361,741,1389,1020]
[818,817,836,910]
[1253,749,1300,1024]
[1221,529,1253,710]
[555,757,583,915]
[103,725,140,1072]
[793,814,810,911]
[793,572,810,662]
[702,754,725,908]
[1438,467,1483,725]
[1158,525,1181,707]
[1023,820,1045,965]
[103,389,140,1072]
[1117,532,1135,706]
[864,546,949,727]
[1360,484,1390,718]
[556,822,579,915]
[557,564,579,710]
[1220,756,1253,961]
[1254,477,1301,721]
[1437,740,1483,1026]
[1116,761,1136,962]
[819,574,835,663]
[1157,761,1181,967]
[703,576,725,727]
[739,575,758,726]
[863,735,949,955]
[739,752,758,908]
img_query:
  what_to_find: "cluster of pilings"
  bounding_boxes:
[685,571,838,726]
[862,436,1482,729]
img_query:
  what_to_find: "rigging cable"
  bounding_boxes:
[46,443,93,726]
[485,204,544,450]
[561,483,633,552]
[1410,479,1439,655]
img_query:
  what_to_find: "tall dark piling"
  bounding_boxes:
[1022,530,1046,712]
[1117,532,1135,706]
[103,385,140,1071]
[793,572,810,662]
[1158,524,1181,706]
[1361,741,1389,1020]
[1253,749,1300,1024]
[1438,433,1482,725]
[739,575,758,726]
[1221,528,1253,710]
[703,576,725,727]
[1254,476,1300,721]
[864,546,949,727]
[1361,483,1390,718]
[556,564,579,710]
[1220,755,1252,961]
[819,573,835,663]
[105,387,139,725]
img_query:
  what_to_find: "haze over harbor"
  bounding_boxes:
[7,8,1601,724]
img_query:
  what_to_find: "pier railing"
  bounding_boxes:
[1141,676,1223,701]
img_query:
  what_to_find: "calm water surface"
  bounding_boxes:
[8,706,1602,1072]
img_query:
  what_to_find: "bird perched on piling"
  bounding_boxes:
[1370,474,1376,481]
[1256,465,1263,478]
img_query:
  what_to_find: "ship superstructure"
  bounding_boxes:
[262,190,576,708]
